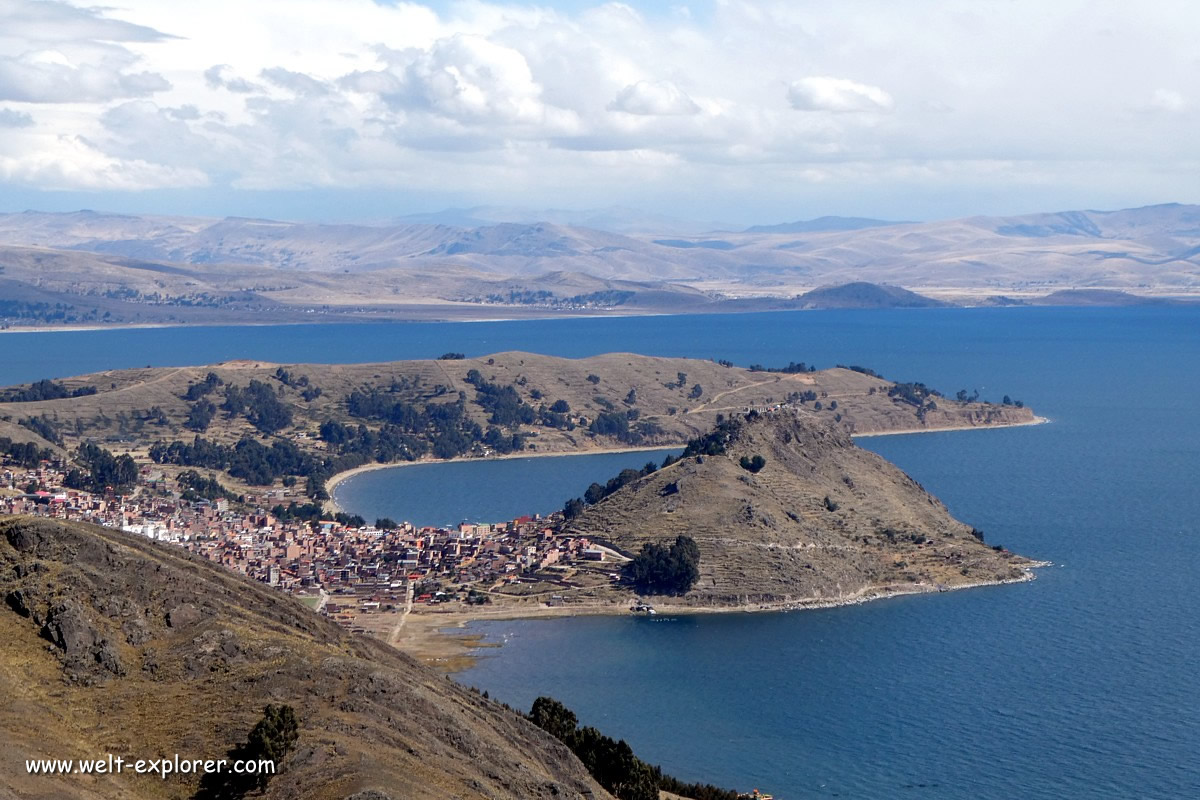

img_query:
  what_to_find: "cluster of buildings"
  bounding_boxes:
[1,454,614,625]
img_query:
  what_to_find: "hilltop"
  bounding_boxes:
[0,516,610,800]
[794,282,948,309]
[563,410,1037,607]
[0,353,1036,497]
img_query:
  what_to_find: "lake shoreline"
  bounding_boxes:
[5,300,1200,335]
[389,563,1051,674]
[852,415,1049,437]
[325,417,1049,515]
[321,401,1053,673]
[0,308,683,335]
[325,444,682,514]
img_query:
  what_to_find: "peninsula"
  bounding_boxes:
[563,409,1037,608]
[0,351,1037,494]
[0,353,1042,670]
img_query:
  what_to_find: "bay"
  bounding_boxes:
[331,448,681,528]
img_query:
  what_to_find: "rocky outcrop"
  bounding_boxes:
[40,599,124,679]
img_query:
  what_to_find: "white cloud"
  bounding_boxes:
[373,34,546,123]
[0,133,207,190]
[1149,88,1185,113]
[204,65,261,94]
[0,45,169,102]
[608,80,700,115]
[0,0,171,103]
[0,0,167,44]
[0,107,34,127]
[261,67,330,97]
[787,77,893,113]
[0,0,1197,218]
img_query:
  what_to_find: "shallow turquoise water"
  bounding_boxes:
[5,308,1199,798]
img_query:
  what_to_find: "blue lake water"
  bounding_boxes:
[332,448,682,528]
[4,308,1199,798]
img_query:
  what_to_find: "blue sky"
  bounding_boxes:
[0,0,1197,225]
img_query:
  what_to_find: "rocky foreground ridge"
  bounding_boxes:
[0,516,610,800]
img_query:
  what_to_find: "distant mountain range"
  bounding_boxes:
[0,203,1196,326]
[743,216,905,234]
[395,205,733,235]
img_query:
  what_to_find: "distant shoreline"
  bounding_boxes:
[0,308,674,335]
[4,297,1199,334]
[0,322,202,334]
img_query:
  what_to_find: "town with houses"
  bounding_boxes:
[0,452,620,630]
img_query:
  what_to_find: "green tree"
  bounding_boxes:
[527,696,732,800]
[529,696,579,743]
[739,454,766,473]
[563,497,585,519]
[238,704,299,790]
[194,705,298,799]
[305,475,329,501]
[243,380,292,433]
[186,400,216,432]
[622,535,700,595]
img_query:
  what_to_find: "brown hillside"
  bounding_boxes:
[0,353,1035,472]
[0,516,609,800]
[565,410,1036,607]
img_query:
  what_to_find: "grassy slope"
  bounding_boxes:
[0,355,1032,450]
[0,353,1035,493]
